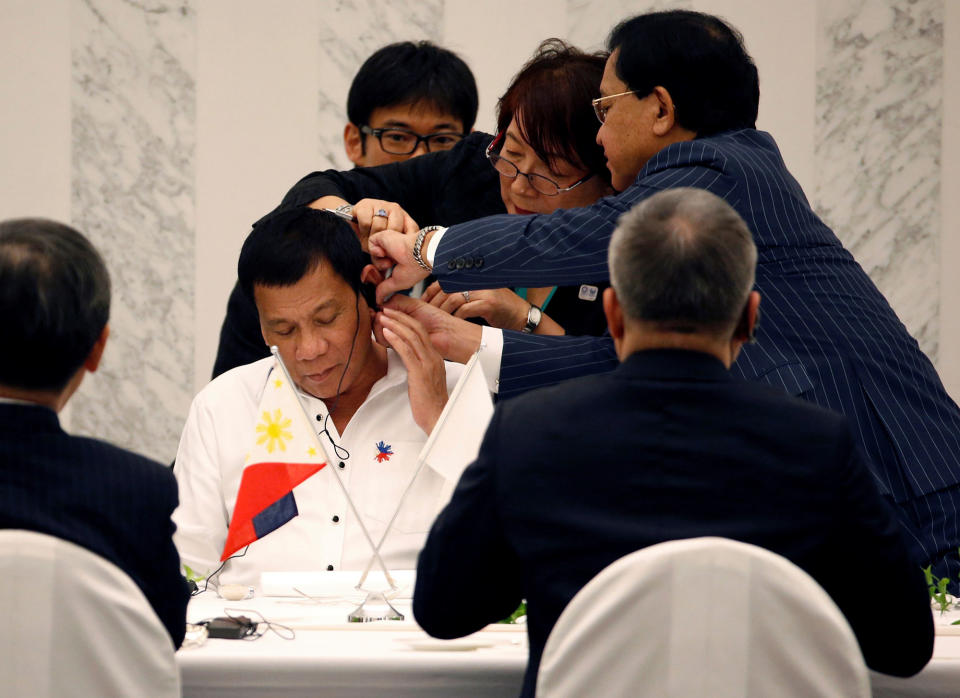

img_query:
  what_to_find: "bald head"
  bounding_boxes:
[608,187,757,337]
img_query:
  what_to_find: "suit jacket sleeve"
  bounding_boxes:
[432,165,736,290]
[498,331,618,398]
[812,428,933,676]
[135,467,191,649]
[275,132,501,228]
[414,408,522,638]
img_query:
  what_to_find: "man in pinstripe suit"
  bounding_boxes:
[370,10,960,585]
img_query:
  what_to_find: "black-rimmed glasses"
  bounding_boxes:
[360,125,464,155]
[484,133,593,197]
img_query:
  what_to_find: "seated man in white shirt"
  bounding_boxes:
[174,207,463,586]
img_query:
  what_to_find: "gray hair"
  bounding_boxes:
[0,218,111,391]
[608,188,757,332]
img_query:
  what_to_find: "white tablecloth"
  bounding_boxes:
[179,592,958,697]
[177,592,526,698]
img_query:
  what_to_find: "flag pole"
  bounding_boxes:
[270,346,397,590]
[355,350,482,589]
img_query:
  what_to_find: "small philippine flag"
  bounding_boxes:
[221,361,326,561]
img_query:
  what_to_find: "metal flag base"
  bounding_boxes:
[348,590,405,623]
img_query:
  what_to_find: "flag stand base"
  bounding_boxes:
[347,591,404,623]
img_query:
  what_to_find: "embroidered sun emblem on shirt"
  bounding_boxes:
[375,441,394,463]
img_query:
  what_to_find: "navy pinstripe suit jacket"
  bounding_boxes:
[433,129,960,570]
[0,402,190,647]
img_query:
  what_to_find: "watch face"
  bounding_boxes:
[325,205,355,222]
[524,305,542,333]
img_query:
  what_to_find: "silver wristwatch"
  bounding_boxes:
[333,204,355,220]
[522,304,542,333]
[413,225,444,271]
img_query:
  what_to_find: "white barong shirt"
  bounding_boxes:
[173,352,463,587]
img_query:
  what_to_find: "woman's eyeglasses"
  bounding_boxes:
[485,134,593,197]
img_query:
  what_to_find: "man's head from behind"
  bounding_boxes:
[597,11,759,189]
[604,188,760,367]
[0,218,110,408]
[238,208,380,401]
[344,41,478,167]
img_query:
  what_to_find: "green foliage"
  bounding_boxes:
[924,565,953,615]
[182,564,207,584]
[924,548,960,616]
[498,601,527,624]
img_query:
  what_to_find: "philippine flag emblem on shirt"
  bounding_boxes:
[375,441,393,463]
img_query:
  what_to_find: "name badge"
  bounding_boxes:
[578,285,598,301]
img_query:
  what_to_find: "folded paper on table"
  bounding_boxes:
[260,570,416,599]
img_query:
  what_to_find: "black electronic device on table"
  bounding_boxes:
[204,615,257,640]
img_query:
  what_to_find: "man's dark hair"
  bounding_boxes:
[0,218,111,391]
[607,10,759,136]
[347,41,478,137]
[238,208,368,301]
[609,188,756,333]
[496,39,610,185]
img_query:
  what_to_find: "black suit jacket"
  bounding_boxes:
[0,403,190,647]
[414,350,933,697]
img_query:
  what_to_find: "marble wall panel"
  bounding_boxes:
[815,0,942,360]
[71,0,196,463]
[316,0,444,172]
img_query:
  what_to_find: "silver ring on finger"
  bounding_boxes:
[462,291,470,302]
[375,208,388,218]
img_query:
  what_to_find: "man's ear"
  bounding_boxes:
[344,123,365,166]
[745,291,761,342]
[83,325,110,373]
[651,86,679,137]
[358,265,382,310]
[602,287,625,343]
[733,291,761,343]
[361,264,384,286]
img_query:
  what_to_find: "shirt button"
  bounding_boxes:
[327,564,334,571]
[455,258,465,270]
[338,461,346,469]
[464,257,474,269]
[332,515,340,523]
[447,259,456,270]
[474,256,484,268]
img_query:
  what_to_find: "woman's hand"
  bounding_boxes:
[422,282,529,331]
[308,196,418,250]
[351,199,419,241]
